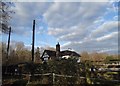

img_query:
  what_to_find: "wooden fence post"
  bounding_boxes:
[53,73,55,85]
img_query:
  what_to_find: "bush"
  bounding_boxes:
[12,79,28,86]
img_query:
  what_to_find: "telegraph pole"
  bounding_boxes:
[32,20,35,62]
[7,27,11,59]
[5,27,11,74]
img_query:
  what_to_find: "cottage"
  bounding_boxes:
[41,43,81,62]
[41,50,56,61]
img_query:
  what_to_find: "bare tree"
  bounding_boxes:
[0,2,14,33]
[1,42,7,65]
[35,47,41,63]
[81,51,90,62]
[15,42,24,51]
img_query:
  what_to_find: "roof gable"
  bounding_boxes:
[41,50,56,58]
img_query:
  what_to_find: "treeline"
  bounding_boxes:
[1,41,57,65]
[1,42,41,65]
[80,51,119,64]
[0,41,119,65]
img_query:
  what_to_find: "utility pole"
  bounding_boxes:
[5,27,11,74]
[32,20,35,62]
[7,27,11,59]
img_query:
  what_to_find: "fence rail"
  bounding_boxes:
[22,73,86,84]
[2,72,120,85]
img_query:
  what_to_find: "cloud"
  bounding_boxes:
[6,2,118,54]
[7,0,112,2]
[10,2,53,35]
[48,27,66,36]
[113,16,118,20]
[61,37,118,54]
[98,48,118,54]
[46,2,111,38]
[44,2,79,28]
[45,2,118,54]
[36,26,47,34]
[53,0,112,2]
[45,2,109,28]
[96,32,118,42]
[91,21,118,38]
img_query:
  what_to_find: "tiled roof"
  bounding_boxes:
[41,50,81,59]
[41,50,56,58]
[61,50,81,57]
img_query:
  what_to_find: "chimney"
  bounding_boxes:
[56,42,60,58]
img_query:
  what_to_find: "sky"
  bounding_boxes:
[1,0,119,54]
